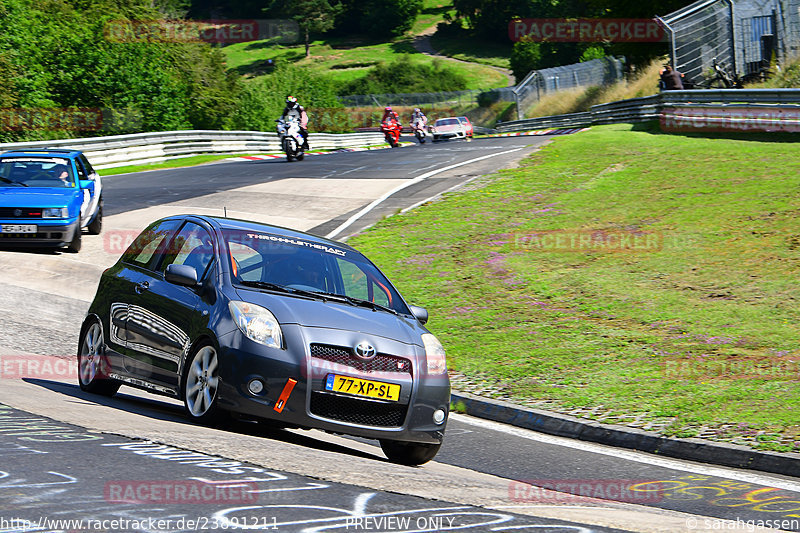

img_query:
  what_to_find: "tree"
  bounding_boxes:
[358,0,422,38]
[292,0,343,58]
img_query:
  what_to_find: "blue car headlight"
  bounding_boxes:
[42,207,68,219]
[229,300,284,349]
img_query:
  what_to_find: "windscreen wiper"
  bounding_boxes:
[312,292,399,315]
[237,280,322,300]
[0,177,27,186]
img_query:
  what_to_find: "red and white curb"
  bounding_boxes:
[482,127,590,138]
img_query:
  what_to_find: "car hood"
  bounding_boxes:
[0,188,80,207]
[234,288,423,346]
[434,124,463,131]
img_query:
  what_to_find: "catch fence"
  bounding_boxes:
[657,0,800,86]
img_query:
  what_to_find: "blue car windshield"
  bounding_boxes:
[224,229,410,315]
[0,157,76,188]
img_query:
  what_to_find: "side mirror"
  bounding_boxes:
[165,264,199,287]
[409,305,428,325]
[79,180,95,193]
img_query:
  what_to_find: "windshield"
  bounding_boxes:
[435,119,459,126]
[224,229,410,315]
[0,157,76,188]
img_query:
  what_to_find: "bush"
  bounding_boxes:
[341,55,468,95]
[224,63,342,132]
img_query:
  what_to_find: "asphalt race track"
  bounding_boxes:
[2,134,800,533]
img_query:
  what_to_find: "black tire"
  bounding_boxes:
[87,198,103,235]
[380,439,441,466]
[77,320,120,396]
[182,342,223,425]
[296,152,305,161]
[67,226,82,253]
[283,139,294,162]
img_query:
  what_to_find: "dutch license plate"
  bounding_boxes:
[1,224,37,233]
[325,374,400,401]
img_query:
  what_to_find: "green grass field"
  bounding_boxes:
[411,0,457,35]
[348,123,800,451]
[221,36,507,89]
[429,32,512,69]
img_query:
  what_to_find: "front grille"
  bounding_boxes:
[310,391,407,427]
[0,208,43,219]
[0,232,55,240]
[310,343,412,374]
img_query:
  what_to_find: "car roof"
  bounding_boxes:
[1,149,83,159]
[168,214,359,253]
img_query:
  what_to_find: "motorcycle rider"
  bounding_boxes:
[381,106,401,126]
[281,96,309,149]
[410,108,427,129]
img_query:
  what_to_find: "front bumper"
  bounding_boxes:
[432,130,466,140]
[215,326,450,444]
[0,219,79,247]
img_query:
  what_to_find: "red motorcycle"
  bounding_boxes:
[381,119,402,148]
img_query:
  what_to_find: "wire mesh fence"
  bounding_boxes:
[658,0,800,87]
[657,0,735,86]
[513,57,626,115]
[338,89,516,108]
[339,57,625,121]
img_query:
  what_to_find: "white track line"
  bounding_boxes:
[450,413,800,492]
[324,148,523,239]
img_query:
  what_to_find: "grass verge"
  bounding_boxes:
[348,123,800,451]
[97,154,259,176]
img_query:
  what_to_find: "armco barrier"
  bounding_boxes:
[0,130,385,169]
[496,88,800,132]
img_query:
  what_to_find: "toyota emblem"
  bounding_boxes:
[354,341,376,359]
[13,209,22,217]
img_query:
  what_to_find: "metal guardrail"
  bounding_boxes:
[0,130,386,169]
[496,89,800,131]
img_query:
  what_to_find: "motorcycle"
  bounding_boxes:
[411,120,427,144]
[380,118,402,148]
[276,116,305,162]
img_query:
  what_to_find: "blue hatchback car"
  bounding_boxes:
[0,149,103,253]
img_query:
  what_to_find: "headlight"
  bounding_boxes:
[422,333,447,375]
[229,301,283,349]
[42,207,68,218]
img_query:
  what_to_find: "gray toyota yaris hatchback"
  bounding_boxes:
[78,215,449,465]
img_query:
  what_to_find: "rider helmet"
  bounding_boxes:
[414,108,420,113]
[286,96,299,109]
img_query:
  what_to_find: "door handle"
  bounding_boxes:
[134,281,150,294]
